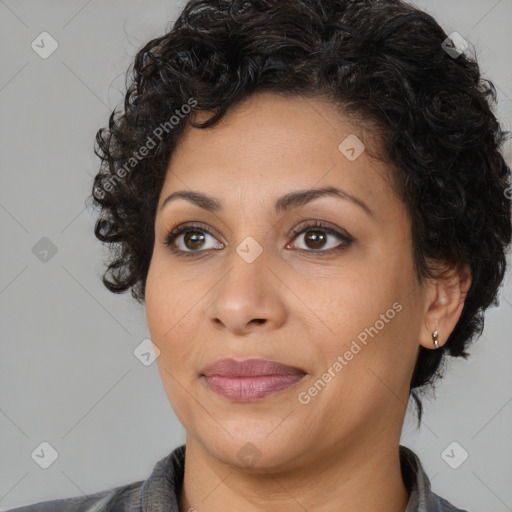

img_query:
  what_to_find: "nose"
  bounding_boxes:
[206,241,286,336]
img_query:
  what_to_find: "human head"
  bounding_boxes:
[90,0,511,433]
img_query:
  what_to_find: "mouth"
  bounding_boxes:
[200,358,307,402]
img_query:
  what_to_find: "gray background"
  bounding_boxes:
[0,0,511,510]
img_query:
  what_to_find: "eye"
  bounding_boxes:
[163,222,224,257]
[287,220,353,253]
[162,220,353,258]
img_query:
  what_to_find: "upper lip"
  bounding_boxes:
[201,358,306,377]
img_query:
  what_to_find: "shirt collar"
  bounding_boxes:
[400,444,437,512]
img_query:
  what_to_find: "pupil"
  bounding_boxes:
[185,231,204,249]
[306,230,325,249]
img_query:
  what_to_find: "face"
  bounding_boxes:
[145,92,428,471]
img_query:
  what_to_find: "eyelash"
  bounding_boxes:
[163,220,354,258]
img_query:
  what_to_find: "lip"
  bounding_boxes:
[200,358,307,402]
[200,358,306,377]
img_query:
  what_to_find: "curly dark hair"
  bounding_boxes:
[89,0,512,424]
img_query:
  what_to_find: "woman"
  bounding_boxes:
[9,0,511,510]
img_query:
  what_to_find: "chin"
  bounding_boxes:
[194,426,312,472]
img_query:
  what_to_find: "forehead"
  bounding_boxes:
[160,92,399,216]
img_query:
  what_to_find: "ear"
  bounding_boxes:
[419,263,472,350]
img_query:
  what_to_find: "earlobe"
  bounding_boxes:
[419,264,472,351]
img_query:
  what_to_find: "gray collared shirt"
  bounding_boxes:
[7,444,469,511]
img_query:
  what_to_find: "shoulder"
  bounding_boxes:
[399,445,470,512]
[5,480,144,512]
[5,445,186,512]
[431,492,470,512]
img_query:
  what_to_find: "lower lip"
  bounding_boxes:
[202,374,306,401]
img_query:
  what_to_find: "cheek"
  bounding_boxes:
[145,264,202,424]
[145,256,211,362]
[307,261,414,383]
[145,255,189,338]
[145,273,169,341]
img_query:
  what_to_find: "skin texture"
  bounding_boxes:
[144,92,471,512]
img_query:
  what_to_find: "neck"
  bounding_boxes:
[178,435,410,512]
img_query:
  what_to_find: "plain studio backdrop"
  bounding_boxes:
[0,0,511,510]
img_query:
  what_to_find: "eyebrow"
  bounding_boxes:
[159,186,374,217]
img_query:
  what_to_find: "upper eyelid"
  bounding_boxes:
[167,220,344,237]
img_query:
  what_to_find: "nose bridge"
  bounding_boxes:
[223,194,271,267]
[223,232,269,298]
[206,230,279,331]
